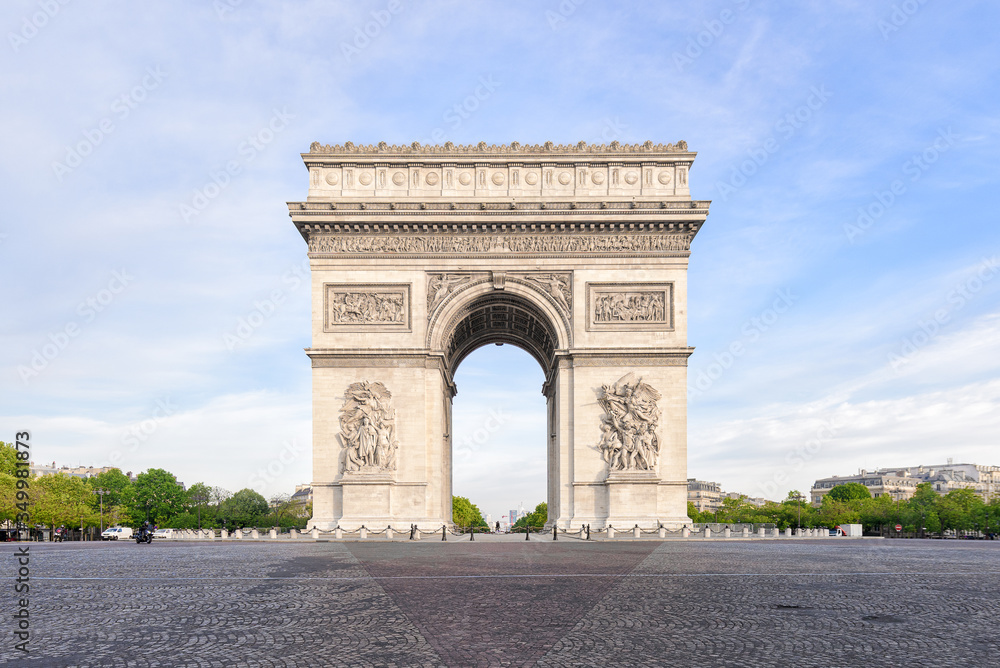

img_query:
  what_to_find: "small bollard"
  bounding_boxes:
[269,528,277,540]
[586,524,591,540]
[658,525,666,539]
[758,527,765,538]
[311,527,320,540]
[723,527,731,538]
[386,526,393,540]
[359,526,368,540]
[334,527,342,539]
[470,527,475,541]
[553,525,558,541]
[607,526,615,539]
[633,524,641,539]
[289,529,297,540]
[525,527,530,541]
[442,525,447,541]
[742,527,749,538]
[251,529,259,540]
[772,527,780,538]
[784,528,793,538]
[414,527,421,540]
[704,527,711,539]
[682,525,690,538]
[409,524,416,540]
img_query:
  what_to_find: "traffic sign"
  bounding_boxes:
[895,524,902,532]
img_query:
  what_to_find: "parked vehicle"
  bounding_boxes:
[101,526,133,541]
[152,528,175,540]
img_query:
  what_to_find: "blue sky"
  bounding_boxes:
[2,2,998,521]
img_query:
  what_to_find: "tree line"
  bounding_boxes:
[0,442,310,531]
[688,482,1000,536]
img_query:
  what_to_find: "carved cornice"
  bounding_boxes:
[307,139,690,156]
[290,201,710,212]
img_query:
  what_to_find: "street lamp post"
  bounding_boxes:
[94,488,108,534]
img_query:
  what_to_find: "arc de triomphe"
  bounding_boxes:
[288,141,709,531]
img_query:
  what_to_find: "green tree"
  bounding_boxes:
[687,501,700,522]
[452,495,487,528]
[0,441,18,477]
[186,482,212,528]
[910,482,940,509]
[512,502,547,529]
[87,468,133,510]
[32,473,98,529]
[222,488,269,528]
[827,483,872,502]
[939,489,983,534]
[0,473,17,525]
[131,468,186,524]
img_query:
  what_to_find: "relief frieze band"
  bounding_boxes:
[323,283,411,332]
[586,282,674,332]
[309,233,692,256]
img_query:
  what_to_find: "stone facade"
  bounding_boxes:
[288,141,709,530]
[810,462,1000,504]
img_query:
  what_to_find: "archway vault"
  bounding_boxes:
[291,140,709,532]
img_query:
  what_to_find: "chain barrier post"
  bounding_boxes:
[442,525,447,541]
[553,525,558,541]
[586,524,590,540]
[525,526,530,541]
[470,526,475,541]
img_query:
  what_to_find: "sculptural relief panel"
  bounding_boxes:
[586,282,673,332]
[339,380,399,474]
[597,372,662,474]
[324,283,411,332]
[509,272,572,315]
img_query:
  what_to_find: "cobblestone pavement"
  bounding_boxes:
[1,539,998,667]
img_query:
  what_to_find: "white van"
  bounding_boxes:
[100,526,134,541]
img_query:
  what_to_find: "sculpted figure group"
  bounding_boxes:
[594,292,665,323]
[329,291,404,325]
[597,373,662,472]
[339,381,399,473]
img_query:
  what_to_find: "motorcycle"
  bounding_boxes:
[135,524,153,544]
[54,526,68,543]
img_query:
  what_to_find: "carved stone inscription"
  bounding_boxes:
[340,381,399,474]
[309,233,692,255]
[587,283,673,331]
[324,284,410,332]
[597,373,661,473]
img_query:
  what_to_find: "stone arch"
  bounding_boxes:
[428,280,571,380]
[292,140,708,533]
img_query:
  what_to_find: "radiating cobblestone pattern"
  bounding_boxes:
[1,542,442,667]
[1,539,998,667]
[348,542,659,667]
[537,541,1000,667]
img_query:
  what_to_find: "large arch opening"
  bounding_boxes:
[451,344,547,531]
[438,290,563,530]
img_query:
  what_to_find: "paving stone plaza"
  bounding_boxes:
[3,538,998,667]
